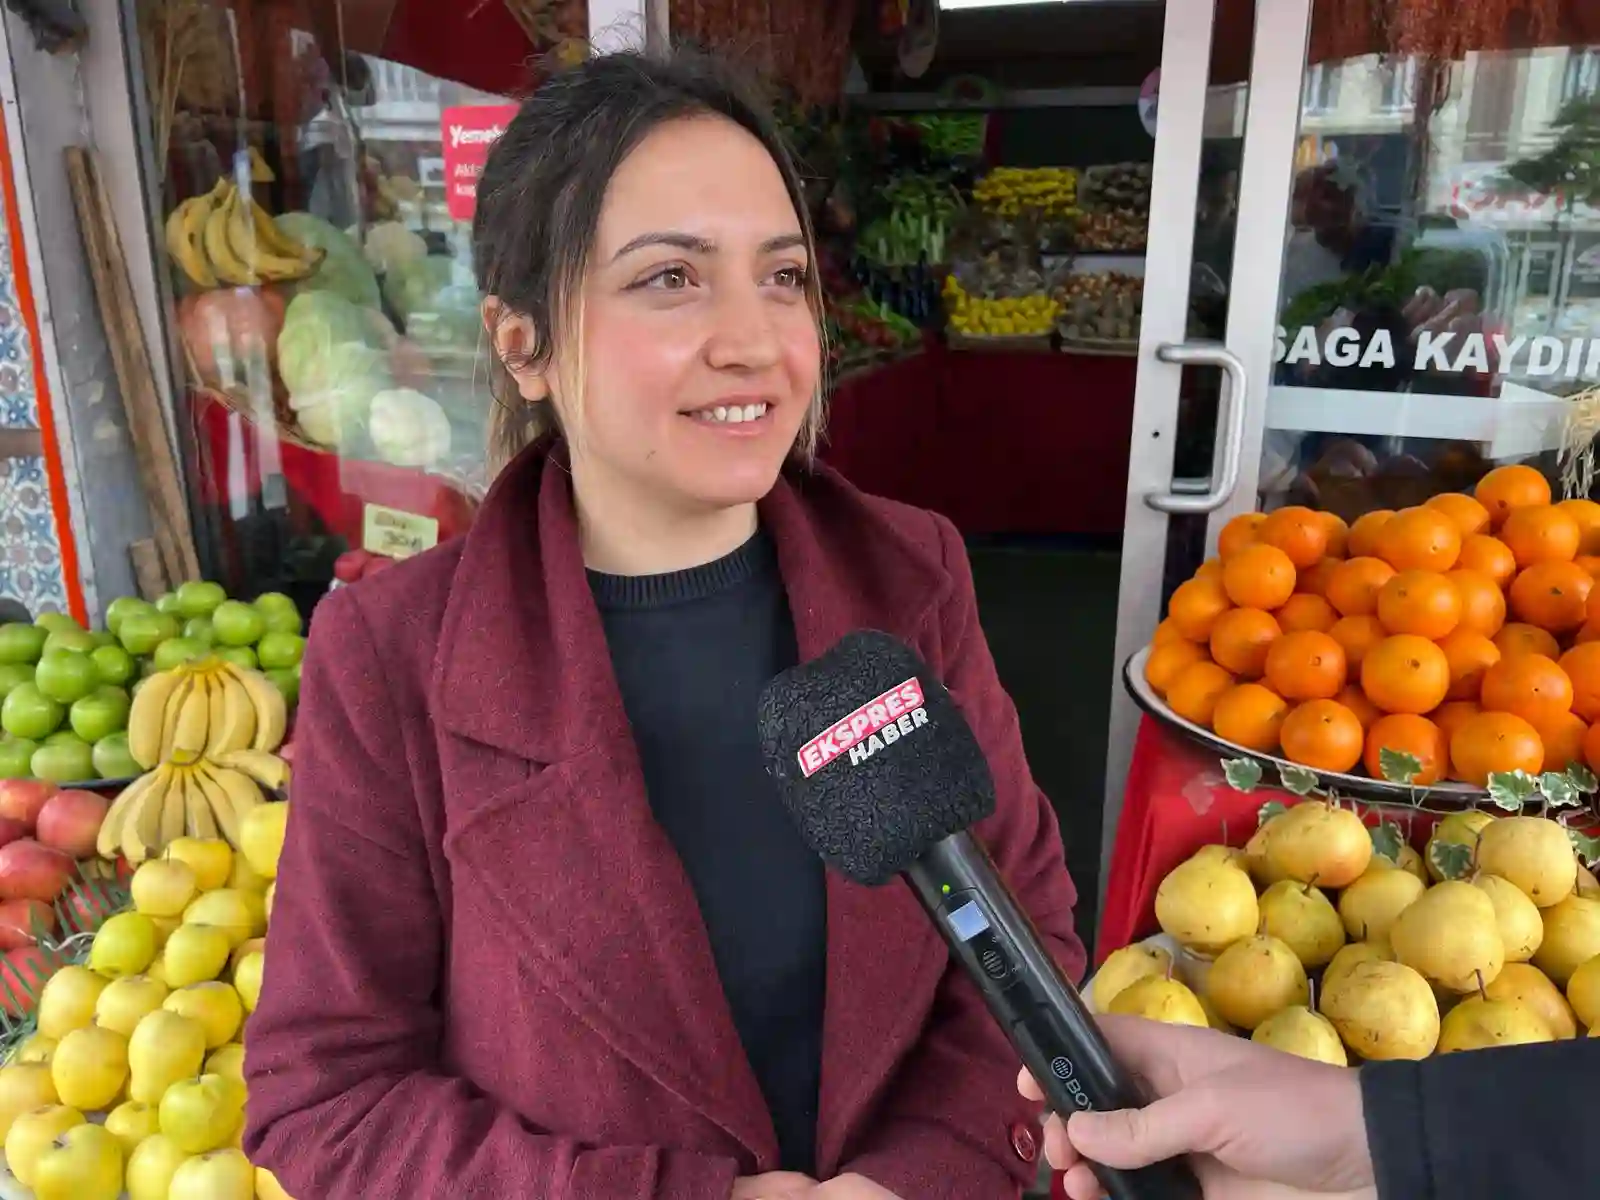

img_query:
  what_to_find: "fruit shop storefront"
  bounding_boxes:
[3,1,1600,1196]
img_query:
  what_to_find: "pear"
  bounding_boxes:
[1566,953,1600,1029]
[1338,866,1425,943]
[1576,867,1600,899]
[127,1009,206,1105]
[1154,858,1259,956]
[1091,943,1173,1012]
[1425,811,1495,882]
[1390,881,1505,993]
[1262,801,1372,888]
[1105,975,1209,1027]
[1475,817,1578,908]
[1189,843,1247,872]
[1484,962,1578,1040]
[1473,874,1544,962]
[1204,935,1309,1031]
[36,967,109,1040]
[1323,939,1395,996]
[1534,895,1600,987]
[1437,994,1554,1053]
[1251,1005,1348,1066]
[50,1024,129,1110]
[1388,843,1429,884]
[1320,959,1440,1061]
[1245,815,1291,888]
[0,1064,58,1142]
[1197,991,1237,1034]
[1258,880,1345,968]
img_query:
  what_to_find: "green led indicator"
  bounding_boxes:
[941,884,952,895]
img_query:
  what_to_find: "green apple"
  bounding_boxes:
[42,628,98,657]
[264,667,300,707]
[155,593,183,616]
[215,646,257,670]
[256,632,305,670]
[153,638,209,672]
[104,596,156,638]
[90,644,135,687]
[0,623,47,665]
[0,664,33,700]
[70,685,131,743]
[118,612,180,656]
[31,734,94,784]
[34,650,100,705]
[210,601,265,648]
[175,581,228,620]
[92,731,141,779]
[33,612,81,635]
[182,617,215,646]
[2,682,65,739]
[0,736,37,778]
[253,593,302,635]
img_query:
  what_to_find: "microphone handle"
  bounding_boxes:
[904,833,1203,1200]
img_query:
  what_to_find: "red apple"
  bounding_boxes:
[0,945,62,1016]
[0,899,56,951]
[62,884,119,936]
[0,817,29,851]
[0,840,75,904]
[34,789,109,858]
[0,780,58,830]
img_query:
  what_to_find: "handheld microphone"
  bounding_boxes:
[758,630,1202,1200]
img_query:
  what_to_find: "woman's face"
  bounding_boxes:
[549,115,820,517]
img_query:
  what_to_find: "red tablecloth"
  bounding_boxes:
[822,347,1136,536]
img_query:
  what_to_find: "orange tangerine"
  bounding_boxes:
[1493,623,1562,660]
[1374,507,1462,573]
[1474,464,1552,527]
[1346,510,1394,558]
[1425,493,1492,538]
[1264,631,1347,701]
[1325,557,1397,618]
[1168,576,1233,642]
[1558,498,1600,555]
[1276,593,1339,634]
[1376,570,1461,639]
[1363,713,1447,786]
[1446,568,1507,638]
[1222,544,1298,611]
[1166,662,1237,727]
[1450,711,1544,785]
[1218,512,1267,558]
[1361,635,1451,715]
[1501,506,1581,568]
[1479,653,1574,727]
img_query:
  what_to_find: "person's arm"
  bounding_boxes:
[1361,1037,1599,1200]
[836,513,1089,1197]
[243,588,743,1199]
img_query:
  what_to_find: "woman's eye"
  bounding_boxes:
[771,266,808,289]
[639,266,692,290]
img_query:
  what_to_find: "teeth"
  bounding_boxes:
[694,403,769,424]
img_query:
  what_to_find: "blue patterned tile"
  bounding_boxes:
[0,212,35,430]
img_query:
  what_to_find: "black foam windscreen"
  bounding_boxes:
[758,629,995,886]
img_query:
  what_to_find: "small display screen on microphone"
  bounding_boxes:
[947,899,991,943]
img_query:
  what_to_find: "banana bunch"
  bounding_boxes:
[97,750,287,864]
[128,658,289,771]
[972,167,1081,220]
[165,178,324,289]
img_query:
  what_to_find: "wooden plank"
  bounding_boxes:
[63,146,201,585]
[128,538,168,601]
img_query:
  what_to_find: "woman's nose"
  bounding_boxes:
[704,285,782,371]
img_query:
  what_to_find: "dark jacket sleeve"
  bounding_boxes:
[839,513,1089,1197]
[242,588,742,1200]
[1362,1036,1600,1200]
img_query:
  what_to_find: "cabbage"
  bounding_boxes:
[368,388,453,467]
[275,212,382,308]
[364,221,429,275]
[383,256,457,326]
[281,291,378,349]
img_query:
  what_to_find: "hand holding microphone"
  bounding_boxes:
[758,631,1203,1200]
[1018,1016,1375,1200]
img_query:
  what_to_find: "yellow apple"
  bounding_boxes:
[125,1133,189,1200]
[166,837,233,892]
[226,850,268,893]
[31,1121,122,1200]
[127,1009,206,1105]
[163,982,243,1049]
[257,1164,297,1199]
[264,880,276,922]
[50,1024,128,1110]
[0,1063,58,1140]
[229,937,265,973]
[5,1033,55,1067]
[158,1072,243,1154]
[131,858,199,918]
[205,1042,246,1083]
[94,974,170,1037]
[169,1146,255,1200]
[233,950,264,1013]
[104,1098,162,1155]
[4,1104,85,1188]
[240,803,288,879]
[163,923,232,987]
[182,890,264,948]
[36,967,109,1040]
[88,911,159,978]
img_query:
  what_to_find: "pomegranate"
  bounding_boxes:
[34,789,109,858]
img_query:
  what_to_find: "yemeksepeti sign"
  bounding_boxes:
[1277,325,1600,380]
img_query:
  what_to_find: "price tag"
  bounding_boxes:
[362,504,439,560]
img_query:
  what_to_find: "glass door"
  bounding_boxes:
[1101,0,1303,884]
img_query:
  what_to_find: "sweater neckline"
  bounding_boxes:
[588,530,776,611]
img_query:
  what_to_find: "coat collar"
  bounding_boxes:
[433,440,952,761]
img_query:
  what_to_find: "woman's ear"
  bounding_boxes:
[483,296,550,403]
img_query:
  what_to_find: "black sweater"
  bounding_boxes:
[590,531,826,1174]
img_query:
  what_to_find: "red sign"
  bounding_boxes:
[441,104,520,222]
[797,677,927,777]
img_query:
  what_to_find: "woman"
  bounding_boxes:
[244,47,1086,1199]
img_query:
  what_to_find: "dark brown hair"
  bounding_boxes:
[473,46,827,471]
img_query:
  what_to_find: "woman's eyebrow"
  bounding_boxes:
[609,231,807,261]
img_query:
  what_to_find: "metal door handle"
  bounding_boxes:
[1145,341,1248,515]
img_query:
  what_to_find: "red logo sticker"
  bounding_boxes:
[441,104,520,221]
[797,677,927,777]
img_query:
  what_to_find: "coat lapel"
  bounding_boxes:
[759,472,958,1172]
[434,446,773,1158]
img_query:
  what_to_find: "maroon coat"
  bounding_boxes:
[244,443,1087,1198]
